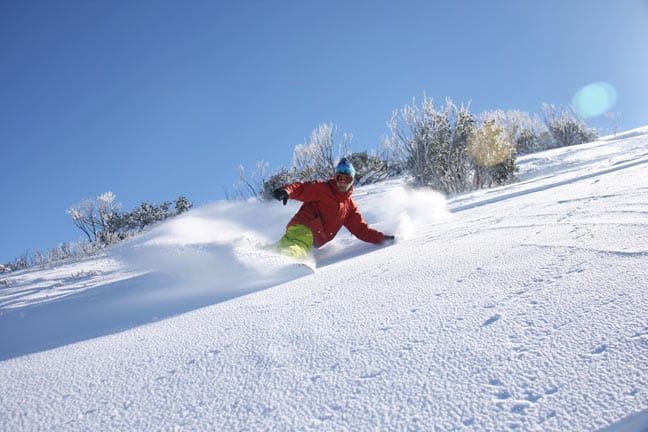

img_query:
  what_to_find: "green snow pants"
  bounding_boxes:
[277,224,313,259]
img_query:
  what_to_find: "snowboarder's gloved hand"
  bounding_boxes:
[382,234,396,243]
[273,188,289,205]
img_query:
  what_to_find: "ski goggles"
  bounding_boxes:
[335,173,354,184]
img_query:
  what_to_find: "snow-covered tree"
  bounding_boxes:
[262,167,301,200]
[230,161,273,201]
[604,112,621,137]
[388,97,521,193]
[388,97,489,193]
[47,242,74,262]
[106,196,192,239]
[469,120,518,188]
[293,123,351,182]
[387,96,452,190]
[542,103,598,147]
[348,151,390,185]
[67,192,120,244]
[174,196,193,214]
[445,102,476,193]
[69,191,192,246]
[480,110,552,155]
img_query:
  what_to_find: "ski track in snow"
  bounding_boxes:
[1,127,648,431]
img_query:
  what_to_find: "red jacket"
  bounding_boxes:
[283,179,385,248]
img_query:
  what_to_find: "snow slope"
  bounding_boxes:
[1,128,647,431]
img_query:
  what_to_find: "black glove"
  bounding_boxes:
[273,188,289,205]
[382,234,396,243]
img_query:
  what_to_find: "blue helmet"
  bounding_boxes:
[335,158,356,177]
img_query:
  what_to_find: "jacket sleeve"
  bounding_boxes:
[282,181,325,203]
[344,200,385,244]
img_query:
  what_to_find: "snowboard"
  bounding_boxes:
[234,239,316,281]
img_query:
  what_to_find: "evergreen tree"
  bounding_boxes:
[174,196,193,214]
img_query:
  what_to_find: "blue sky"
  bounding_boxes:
[1,0,647,263]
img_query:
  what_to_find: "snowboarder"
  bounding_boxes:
[272,158,395,259]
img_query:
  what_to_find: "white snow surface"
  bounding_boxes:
[1,127,648,431]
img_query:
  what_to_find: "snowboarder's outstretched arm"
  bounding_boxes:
[344,201,388,244]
